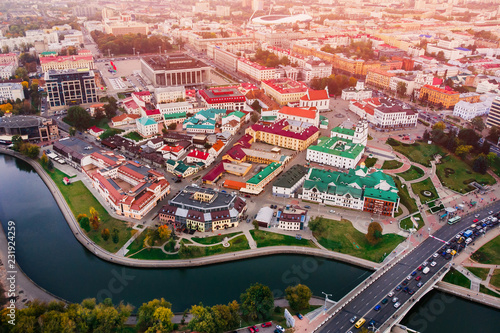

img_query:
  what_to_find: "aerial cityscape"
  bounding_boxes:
[1,0,500,332]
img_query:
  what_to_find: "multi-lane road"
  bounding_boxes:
[318,201,500,333]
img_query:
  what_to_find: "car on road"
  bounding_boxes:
[417,266,423,271]
[431,261,437,267]
[403,286,409,293]
[402,280,408,286]
[296,313,303,320]
[252,326,259,332]
[395,285,402,291]
[422,261,429,266]
[261,322,272,328]
[249,327,255,333]
[392,297,399,303]
[417,282,423,288]
[394,302,401,308]
[415,276,422,281]
[388,291,394,297]
[433,253,439,258]
[408,289,415,295]
[350,316,357,323]
[411,271,417,276]
[374,305,381,311]
[275,325,284,332]
[381,298,388,304]
[475,214,480,218]
[368,319,376,327]
[473,219,479,223]
[406,275,412,280]
[304,205,311,209]
[329,209,335,213]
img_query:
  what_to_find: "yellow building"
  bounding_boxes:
[366,69,395,90]
[419,85,460,109]
[261,78,308,105]
[245,119,319,152]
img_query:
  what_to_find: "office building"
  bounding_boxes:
[44,69,98,108]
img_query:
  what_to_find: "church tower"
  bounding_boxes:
[354,117,368,146]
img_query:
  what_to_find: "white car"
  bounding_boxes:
[392,297,398,303]
[388,291,394,298]
[406,275,412,280]
[276,325,284,332]
[431,261,437,267]
[433,253,439,258]
[329,210,335,213]
[394,302,401,308]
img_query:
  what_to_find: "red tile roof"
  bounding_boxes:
[279,106,316,119]
[187,150,210,160]
[250,119,319,140]
[300,89,329,101]
[89,126,104,133]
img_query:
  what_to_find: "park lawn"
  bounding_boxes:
[397,165,425,181]
[364,157,377,168]
[311,218,405,263]
[42,164,133,253]
[442,268,470,289]
[392,177,418,214]
[63,116,111,130]
[191,232,242,245]
[249,229,317,248]
[399,216,414,230]
[490,270,500,289]
[390,141,445,167]
[394,207,403,217]
[465,267,490,280]
[471,235,500,265]
[480,285,500,299]
[124,131,143,142]
[411,178,439,204]
[181,238,193,244]
[435,154,495,193]
[130,235,250,260]
[413,213,424,230]
[382,160,403,170]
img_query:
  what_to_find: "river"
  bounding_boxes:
[0,153,498,332]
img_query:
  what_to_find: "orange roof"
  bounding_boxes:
[278,106,316,119]
[223,179,246,190]
[300,89,329,101]
[211,140,225,152]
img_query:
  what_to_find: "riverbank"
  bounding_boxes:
[0,148,380,271]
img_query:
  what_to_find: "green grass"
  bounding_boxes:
[389,141,445,167]
[471,235,500,265]
[124,131,143,142]
[130,235,250,260]
[249,229,317,248]
[399,214,424,230]
[435,154,495,193]
[480,285,500,298]
[117,93,126,99]
[394,207,403,217]
[411,178,439,204]
[126,228,166,254]
[490,270,500,289]
[310,217,405,263]
[465,267,490,280]
[364,157,377,168]
[63,116,111,130]
[392,176,418,214]
[382,160,403,170]
[42,163,132,253]
[180,238,193,244]
[191,232,242,245]
[397,165,425,181]
[442,268,471,289]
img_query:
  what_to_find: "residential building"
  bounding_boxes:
[486,96,500,128]
[163,112,187,127]
[246,118,319,151]
[419,85,460,109]
[198,88,246,111]
[103,21,149,36]
[277,106,319,127]
[244,162,284,194]
[186,149,215,166]
[237,58,278,81]
[341,81,373,101]
[301,167,399,217]
[212,47,239,73]
[366,69,395,91]
[277,206,307,231]
[156,101,192,116]
[40,54,95,72]
[160,185,247,232]
[0,83,24,102]
[154,86,186,103]
[453,98,493,121]
[90,158,170,219]
[136,117,158,138]
[0,63,15,79]
[44,69,98,108]
[298,88,330,112]
[111,114,140,126]
[158,141,190,161]
[261,78,308,105]
[349,97,418,129]
[272,164,308,198]
[301,58,332,83]
[141,54,211,87]
[0,53,18,66]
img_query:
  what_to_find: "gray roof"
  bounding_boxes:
[0,115,46,129]
[273,165,308,189]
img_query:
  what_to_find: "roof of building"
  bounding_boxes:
[187,149,210,160]
[247,162,282,185]
[278,106,316,120]
[273,164,308,189]
[308,136,365,159]
[249,119,318,141]
[137,117,157,126]
[300,89,329,101]
[89,126,104,133]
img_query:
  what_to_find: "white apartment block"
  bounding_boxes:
[154,86,186,103]
[136,117,159,138]
[0,63,15,79]
[157,101,192,115]
[212,48,239,72]
[237,58,278,81]
[0,83,25,102]
[453,98,492,121]
[301,59,332,83]
[426,44,461,61]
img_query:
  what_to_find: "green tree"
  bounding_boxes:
[69,127,76,136]
[366,222,383,245]
[103,103,117,119]
[20,143,40,159]
[455,145,473,158]
[168,122,177,130]
[137,298,173,331]
[487,152,497,166]
[67,106,91,131]
[285,284,312,311]
[240,283,274,321]
[40,152,49,166]
[11,134,23,151]
[188,304,217,333]
[158,225,171,240]
[487,126,500,143]
[432,121,446,131]
[112,228,119,243]
[458,128,480,147]
[472,154,488,174]
[396,81,407,98]
[146,307,174,333]
[79,216,91,232]
[471,116,485,132]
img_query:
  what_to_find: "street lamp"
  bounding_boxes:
[133,47,135,56]
[322,291,332,314]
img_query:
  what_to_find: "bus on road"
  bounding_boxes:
[448,216,461,225]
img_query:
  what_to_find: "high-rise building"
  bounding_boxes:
[45,69,98,108]
[486,96,500,128]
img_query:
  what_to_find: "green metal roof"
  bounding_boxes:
[164,112,186,120]
[331,126,355,136]
[364,188,399,202]
[308,136,365,159]
[137,117,157,126]
[247,162,282,185]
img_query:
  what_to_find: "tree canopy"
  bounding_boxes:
[366,222,383,245]
[66,106,91,131]
[240,283,274,321]
[91,31,173,56]
[285,284,312,311]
